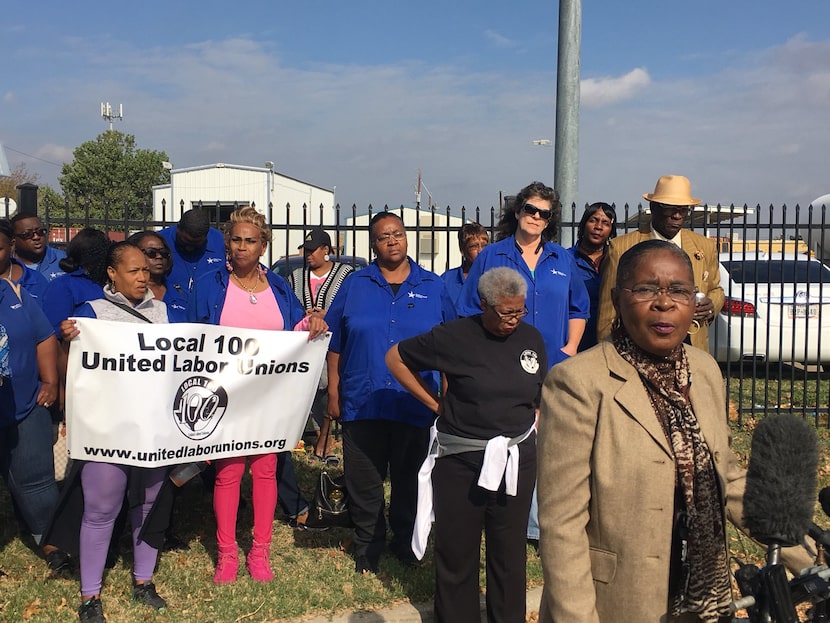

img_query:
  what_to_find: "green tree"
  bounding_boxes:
[58,130,170,228]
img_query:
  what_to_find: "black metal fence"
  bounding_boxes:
[6,195,830,426]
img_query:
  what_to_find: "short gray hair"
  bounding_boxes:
[477,267,527,305]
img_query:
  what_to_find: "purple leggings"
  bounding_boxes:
[79,462,167,595]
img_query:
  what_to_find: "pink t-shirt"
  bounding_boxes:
[309,270,328,303]
[220,280,284,330]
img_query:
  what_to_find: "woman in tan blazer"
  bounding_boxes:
[537,240,770,623]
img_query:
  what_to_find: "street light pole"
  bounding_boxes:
[555,0,581,247]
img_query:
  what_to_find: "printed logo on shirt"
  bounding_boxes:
[206,257,222,264]
[520,349,540,374]
[407,291,428,299]
[550,269,567,277]
[172,376,229,441]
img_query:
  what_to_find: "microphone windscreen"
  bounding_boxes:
[743,414,818,546]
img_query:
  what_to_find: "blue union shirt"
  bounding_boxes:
[326,258,457,427]
[0,281,55,425]
[456,236,589,369]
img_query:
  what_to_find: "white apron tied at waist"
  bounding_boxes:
[411,420,535,560]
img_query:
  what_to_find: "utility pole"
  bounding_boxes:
[555,0,581,246]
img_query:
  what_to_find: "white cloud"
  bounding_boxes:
[580,68,651,108]
[483,29,515,48]
[6,33,830,214]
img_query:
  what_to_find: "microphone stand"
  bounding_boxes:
[758,541,798,623]
[811,527,830,622]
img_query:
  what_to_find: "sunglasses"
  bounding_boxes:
[141,247,171,259]
[14,228,48,240]
[521,203,553,220]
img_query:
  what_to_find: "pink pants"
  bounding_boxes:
[213,453,277,548]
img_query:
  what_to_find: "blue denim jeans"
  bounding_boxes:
[0,405,60,543]
[527,484,540,540]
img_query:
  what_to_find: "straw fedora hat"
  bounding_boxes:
[642,175,701,206]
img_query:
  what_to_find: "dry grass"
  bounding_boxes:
[2,417,827,623]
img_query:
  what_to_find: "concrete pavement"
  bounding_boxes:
[289,585,543,623]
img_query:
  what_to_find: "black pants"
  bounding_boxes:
[433,437,536,623]
[342,419,429,566]
[276,452,309,519]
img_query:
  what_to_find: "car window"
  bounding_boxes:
[723,259,830,284]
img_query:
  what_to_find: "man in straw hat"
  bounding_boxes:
[596,175,723,352]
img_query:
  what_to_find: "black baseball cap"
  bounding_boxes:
[298,228,332,251]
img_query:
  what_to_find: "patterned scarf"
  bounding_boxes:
[613,327,731,622]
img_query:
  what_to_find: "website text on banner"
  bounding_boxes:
[65,318,330,467]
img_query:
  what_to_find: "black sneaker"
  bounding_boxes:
[133,582,167,610]
[354,555,378,574]
[78,596,106,623]
[163,533,189,551]
[46,549,73,576]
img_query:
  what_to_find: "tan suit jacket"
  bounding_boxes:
[536,342,811,623]
[595,227,724,352]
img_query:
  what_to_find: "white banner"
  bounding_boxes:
[66,318,330,467]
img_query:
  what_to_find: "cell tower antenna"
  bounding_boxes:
[100,102,124,130]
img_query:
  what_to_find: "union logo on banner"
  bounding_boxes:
[172,376,228,441]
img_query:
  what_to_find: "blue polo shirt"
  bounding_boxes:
[18,245,66,282]
[327,258,456,427]
[0,281,55,426]
[456,236,589,368]
[440,266,466,310]
[162,283,189,323]
[12,257,49,306]
[159,225,226,299]
[42,270,105,336]
[568,244,602,351]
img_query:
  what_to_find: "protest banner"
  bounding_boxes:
[65,318,330,467]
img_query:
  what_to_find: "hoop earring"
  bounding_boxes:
[611,317,621,332]
[687,319,701,336]
[324,254,330,262]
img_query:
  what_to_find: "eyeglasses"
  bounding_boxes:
[14,228,48,240]
[141,247,171,259]
[521,203,553,220]
[618,285,696,304]
[489,304,529,321]
[374,231,406,244]
[653,203,691,218]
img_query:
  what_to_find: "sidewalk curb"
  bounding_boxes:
[290,585,543,623]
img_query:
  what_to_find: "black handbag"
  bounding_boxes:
[304,470,353,529]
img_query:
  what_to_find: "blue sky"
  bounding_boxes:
[3,1,830,212]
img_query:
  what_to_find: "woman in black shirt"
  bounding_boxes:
[386,266,547,623]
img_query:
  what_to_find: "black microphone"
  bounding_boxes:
[743,414,818,548]
[819,486,830,519]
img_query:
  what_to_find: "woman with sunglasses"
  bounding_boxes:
[456,181,589,548]
[127,232,188,323]
[457,181,588,368]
